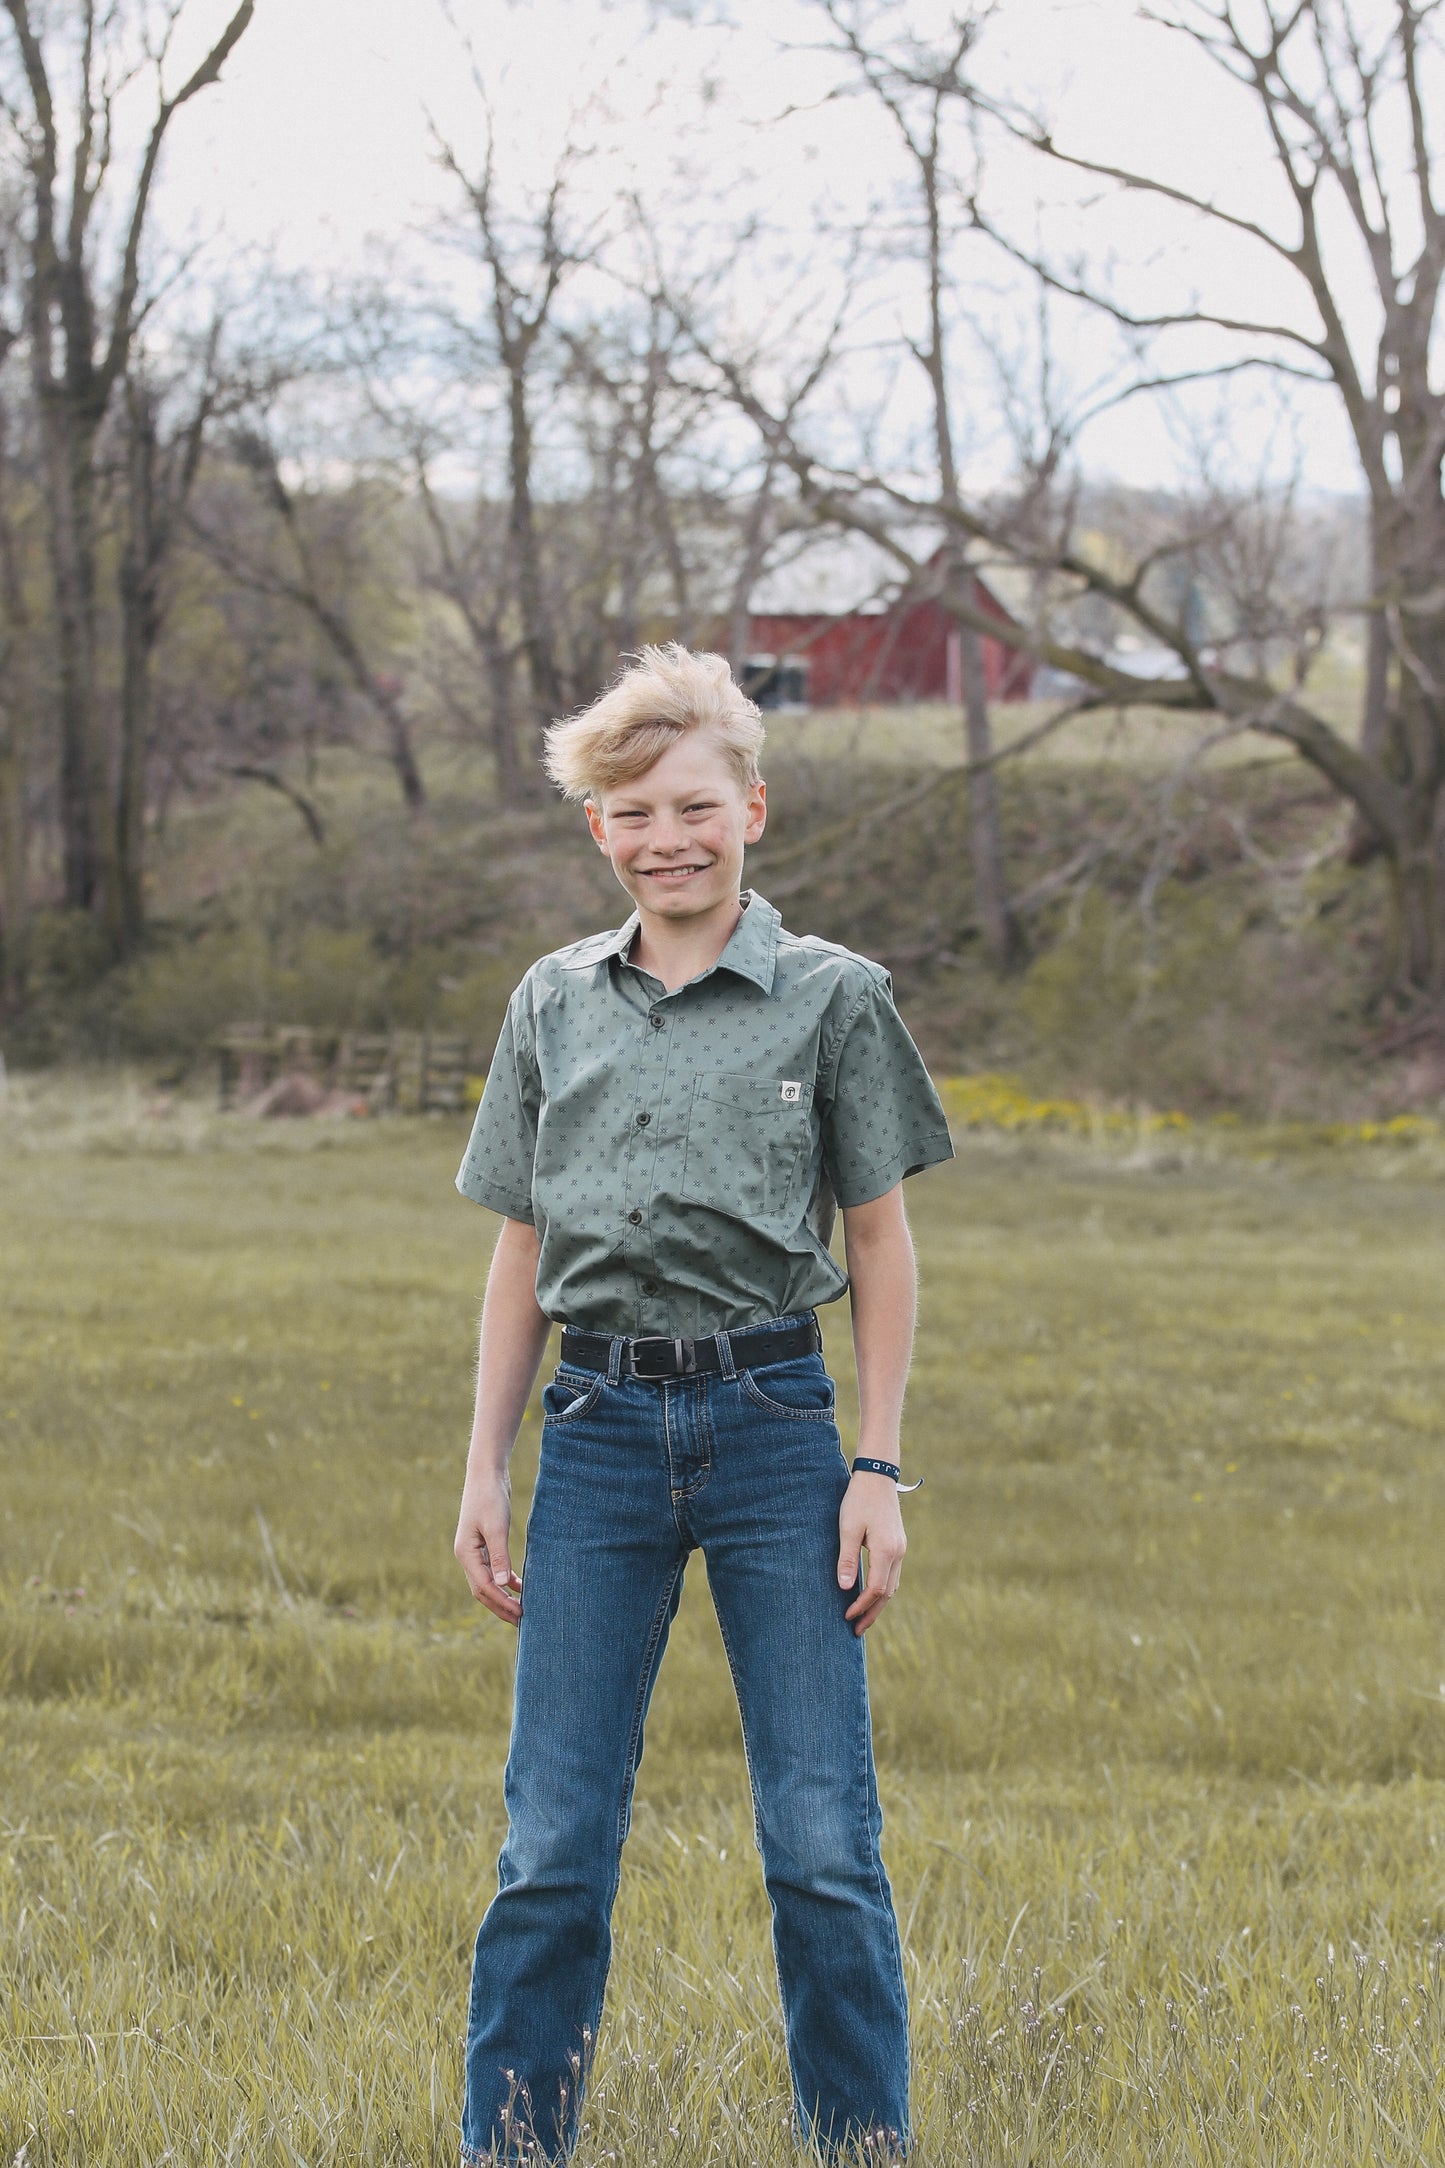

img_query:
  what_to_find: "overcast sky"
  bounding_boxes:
[144,0,1413,493]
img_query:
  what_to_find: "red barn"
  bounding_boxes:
[739,541,1034,710]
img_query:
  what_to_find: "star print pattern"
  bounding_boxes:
[456,890,955,1336]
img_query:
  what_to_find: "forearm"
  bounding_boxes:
[842,1188,917,1459]
[465,1216,551,1480]
[836,1185,916,1634]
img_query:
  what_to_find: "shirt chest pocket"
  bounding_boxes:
[680,1071,814,1224]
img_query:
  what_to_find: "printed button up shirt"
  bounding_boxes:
[456,891,955,1335]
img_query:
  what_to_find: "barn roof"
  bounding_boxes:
[749,524,1031,625]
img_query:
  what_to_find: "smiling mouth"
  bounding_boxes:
[640,864,710,880]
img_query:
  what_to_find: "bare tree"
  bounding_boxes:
[193,426,428,811]
[685,0,1445,992]
[815,2,1026,965]
[433,119,589,738]
[946,0,1445,994]
[0,0,254,953]
[411,456,529,803]
[558,289,708,661]
[114,324,225,945]
[0,310,37,1014]
[149,534,342,848]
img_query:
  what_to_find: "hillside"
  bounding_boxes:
[9,702,1437,1122]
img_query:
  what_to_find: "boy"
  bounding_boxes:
[452,645,954,2162]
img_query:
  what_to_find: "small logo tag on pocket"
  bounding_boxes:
[779,1081,802,1103]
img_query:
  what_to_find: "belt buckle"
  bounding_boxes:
[627,1335,697,1379]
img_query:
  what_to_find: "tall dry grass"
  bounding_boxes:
[3,1086,1444,2162]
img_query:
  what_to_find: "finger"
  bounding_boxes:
[476,1576,522,1625]
[475,1557,523,1624]
[479,1535,522,1621]
[454,1525,485,1599]
[844,1582,889,1623]
[483,1533,516,1592]
[847,1586,892,1635]
[844,1552,895,1625]
[456,1525,522,1621]
[837,1542,861,1591]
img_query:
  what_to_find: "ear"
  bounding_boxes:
[584,798,609,853]
[743,778,767,847]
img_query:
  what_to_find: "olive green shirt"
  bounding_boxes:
[456,891,954,1335]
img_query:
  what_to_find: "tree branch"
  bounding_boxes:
[99,0,255,401]
[219,762,326,845]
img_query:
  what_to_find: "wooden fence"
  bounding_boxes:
[215,1026,476,1114]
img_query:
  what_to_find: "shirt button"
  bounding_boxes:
[641,1280,659,1295]
[628,1209,643,1225]
[635,1111,651,1127]
[649,1012,665,1029]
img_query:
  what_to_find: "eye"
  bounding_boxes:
[684,800,720,814]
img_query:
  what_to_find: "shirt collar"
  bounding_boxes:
[715,890,779,992]
[562,889,779,995]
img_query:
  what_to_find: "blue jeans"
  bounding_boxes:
[460,1316,909,2162]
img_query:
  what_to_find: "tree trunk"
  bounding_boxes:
[0,440,34,1013]
[490,701,526,805]
[1387,557,1445,991]
[1391,838,1442,996]
[1384,668,1445,987]
[725,457,779,679]
[615,540,639,660]
[1346,599,1392,867]
[507,370,563,723]
[0,695,28,1012]
[43,410,117,933]
[115,565,151,951]
[116,391,162,953]
[376,691,427,812]
[960,626,1025,971]
[481,625,528,804]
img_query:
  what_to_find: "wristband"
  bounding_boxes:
[851,1456,924,1494]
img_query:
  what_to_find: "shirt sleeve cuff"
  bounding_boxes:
[455,1168,536,1221]
[830,1128,956,1208]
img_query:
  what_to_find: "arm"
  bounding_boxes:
[453,1215,552,1625]
[836,1182,916,1636]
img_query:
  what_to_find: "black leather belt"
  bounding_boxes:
[560,1314,822,1381]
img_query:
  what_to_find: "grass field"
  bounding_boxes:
[3,1084,1444,2164]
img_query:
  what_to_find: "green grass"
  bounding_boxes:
[3,1085,1444,2163]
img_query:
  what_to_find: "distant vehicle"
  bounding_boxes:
[740,656,810,711]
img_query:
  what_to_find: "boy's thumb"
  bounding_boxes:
[837,1548,858,1590]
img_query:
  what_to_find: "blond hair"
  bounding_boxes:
[542,644,765,802]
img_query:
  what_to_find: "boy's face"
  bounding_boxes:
[585,732,767,926]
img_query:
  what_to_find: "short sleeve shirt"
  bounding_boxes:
[456,891,955,1335]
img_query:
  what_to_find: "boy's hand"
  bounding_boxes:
[455,1473,522,1626]
[838,1472,906,1636]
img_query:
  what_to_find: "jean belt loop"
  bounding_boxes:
[606,1336,624,1385]
[716,1327,737,1382]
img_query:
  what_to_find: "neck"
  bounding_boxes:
[630,889,746,992]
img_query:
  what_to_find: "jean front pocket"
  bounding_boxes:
[680,1071,813,1224]
[542,1369,605,1425]
[740,1354,837,1423]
